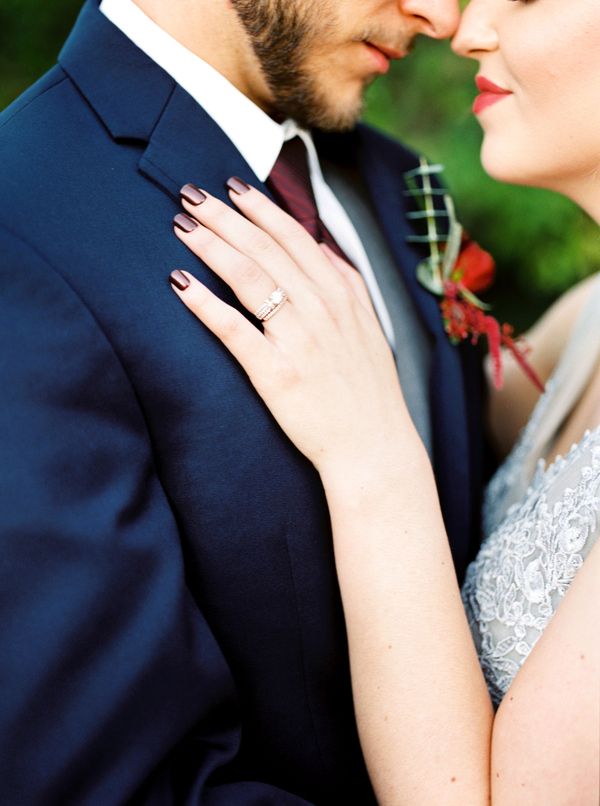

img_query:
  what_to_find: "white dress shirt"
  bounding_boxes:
[100,0,396,346]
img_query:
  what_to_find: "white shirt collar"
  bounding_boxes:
[100,0,307,181]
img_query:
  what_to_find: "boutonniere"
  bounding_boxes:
[404,159,544,392]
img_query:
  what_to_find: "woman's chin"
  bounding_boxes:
[480,142,534,188]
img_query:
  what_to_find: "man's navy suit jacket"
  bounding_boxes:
[0,2,486,803]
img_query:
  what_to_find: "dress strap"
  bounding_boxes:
[525,274,600,469]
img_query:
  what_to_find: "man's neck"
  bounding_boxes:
[131,0,271,110]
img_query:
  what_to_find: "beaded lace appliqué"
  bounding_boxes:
[483,375,559,538]
[462,427,600,706]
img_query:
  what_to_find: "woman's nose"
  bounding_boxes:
[452,0,498,58]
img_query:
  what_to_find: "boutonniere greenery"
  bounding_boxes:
[404,159,544,392]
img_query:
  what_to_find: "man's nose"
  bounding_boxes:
[399,0,461,40]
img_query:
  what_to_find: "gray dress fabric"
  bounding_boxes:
[462,277,600,705]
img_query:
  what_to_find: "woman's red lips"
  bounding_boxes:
[476,76,512,94]
[473,75,513,115]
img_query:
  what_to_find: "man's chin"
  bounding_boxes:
[267,75,366,132]
[297,96,364,132]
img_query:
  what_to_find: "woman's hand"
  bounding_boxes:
[169,180,418,479]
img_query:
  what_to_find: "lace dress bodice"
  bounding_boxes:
[462,280,600,705]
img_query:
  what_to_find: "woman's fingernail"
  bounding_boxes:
[226,176,251,195]
[169,270,190,290]
[173,213,198,233]
[180,183,207,205]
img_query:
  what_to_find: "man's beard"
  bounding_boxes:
[230,0,363,131]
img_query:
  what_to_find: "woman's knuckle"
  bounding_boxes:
[247,231,274,256]
[253,194,273,217]
[236,258,262,284]
[311,293,336,319]
[193,226,215,249]
[277,361,299,391]
[217,310,240,339]
[279,216,304,241]
[353,270,367,289]
[208,204,230,227]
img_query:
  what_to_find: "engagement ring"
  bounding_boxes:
[254,287,289,322]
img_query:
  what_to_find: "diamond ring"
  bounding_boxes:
[254,287,289,322]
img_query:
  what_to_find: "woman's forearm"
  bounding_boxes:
[320,439,494,805]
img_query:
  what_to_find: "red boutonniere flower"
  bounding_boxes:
[452,239,495,293]
[404,160,544,392]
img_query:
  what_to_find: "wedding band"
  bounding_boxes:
[254,287,288,322]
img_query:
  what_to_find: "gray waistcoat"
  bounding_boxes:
[321,158,433,455]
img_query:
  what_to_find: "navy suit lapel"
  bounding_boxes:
[58,0,276,319]
[138,84,266,205]
[59,1,174,141]
[316,127,474,574]
[357,126,474,573]
[59,0,271,207]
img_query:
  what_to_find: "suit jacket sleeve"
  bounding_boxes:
[0,226,311,805]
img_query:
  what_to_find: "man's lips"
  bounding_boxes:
[362,41,406,74]
[368,42,406,61]
[473,75,513,115]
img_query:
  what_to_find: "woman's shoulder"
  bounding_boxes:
[487,272,600,458]
[529,273,600,371]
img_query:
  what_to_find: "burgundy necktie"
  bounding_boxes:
[267,136,354,265]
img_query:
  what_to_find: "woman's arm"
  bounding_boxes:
[322,447,599,805]
[320,451,494,805]
[169,185,599,804]
[491,538,599,804]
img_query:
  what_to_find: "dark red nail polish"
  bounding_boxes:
[180,183,207,205]
[169,270,190,290]
[226,176,251,195]
[173,213,198,233]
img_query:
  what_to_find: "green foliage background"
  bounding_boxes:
[2,0,598,329]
